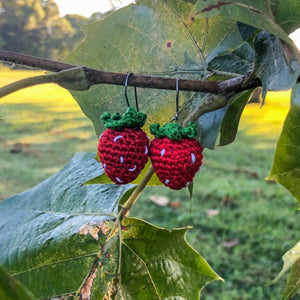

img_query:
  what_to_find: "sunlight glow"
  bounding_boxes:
[54,0,134,17]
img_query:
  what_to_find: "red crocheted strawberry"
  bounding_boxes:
[149,122,203,190]
[98,107,149,184]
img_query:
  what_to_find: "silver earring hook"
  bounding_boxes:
[124,73,131,108]
[124,72,139,111]
[171,78,180,122]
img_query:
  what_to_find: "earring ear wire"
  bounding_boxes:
[124,72,139,112]
[171,77,180,123]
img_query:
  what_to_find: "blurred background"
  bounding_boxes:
[0,0,133,60]
[0,1,299,299]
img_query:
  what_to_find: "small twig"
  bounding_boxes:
[0,50,262,96]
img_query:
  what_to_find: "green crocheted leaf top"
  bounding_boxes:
[150,122,197,140]
[101,107,147,130]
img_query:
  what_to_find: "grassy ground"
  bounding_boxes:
[0,68,96,199]
[0,69,299,299]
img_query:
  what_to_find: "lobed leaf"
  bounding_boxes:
[0,153,134,298]
[98,218,222,299]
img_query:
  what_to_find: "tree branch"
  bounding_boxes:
[0,50,262,96]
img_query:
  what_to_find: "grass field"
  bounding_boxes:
[0,69,299,299]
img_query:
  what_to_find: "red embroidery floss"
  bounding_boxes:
[149,122,203,190]
[98,107,149,184]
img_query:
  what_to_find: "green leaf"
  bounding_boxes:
[96,218,222,299]
[197,104,229,149]
[0,265,34,300]
[0,153,134,299]
[268,84,300,204]
[85,161,162,186]
[273,0,300,34]
[219,89,253,146]
[66,1,203,137]
[191,0,296,43]
[65,0,249,140]
[281,258,300,300]
[270,241,300,300]
[252,31,300,98]
[271,241,300,285]
[208,42,254,75]
[179,93,230,149]
[205,21,249,64]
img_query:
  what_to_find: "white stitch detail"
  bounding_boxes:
[191,153,196,164]
[99,133,103,140]
[114,135,123,142]
[116,177,123,183]
[120,156,124,164]
[145,146,148,155]
[165,179,169,184]
[128,165,137,172]
[103,163,106,169]
[185,181,190,187]
[161,149,166,156]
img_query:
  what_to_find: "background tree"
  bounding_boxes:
[0,0,299,299]
[0,0,91,59]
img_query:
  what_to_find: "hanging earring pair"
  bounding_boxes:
[97,75,203,189]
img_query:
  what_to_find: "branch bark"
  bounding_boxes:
[0,50,262,96]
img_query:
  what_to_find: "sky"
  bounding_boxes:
[55,0,134,17]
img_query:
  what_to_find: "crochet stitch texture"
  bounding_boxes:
[98,107,149,184]
[150,122,203,190]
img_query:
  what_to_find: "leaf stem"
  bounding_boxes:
[0,75,55,98]
[182,94,229,126]
[122,165,155,217]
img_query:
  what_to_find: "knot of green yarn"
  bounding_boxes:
[101,107,147,130]
[150,122,197,140]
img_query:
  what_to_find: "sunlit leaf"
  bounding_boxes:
[268,84,300,204]
[271,241,300,285]
[95,218,222,299]
[270,241,300,300]
[280,259,300,300]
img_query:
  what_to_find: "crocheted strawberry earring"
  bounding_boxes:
[97,74,149,184]
[149,79,203,190]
